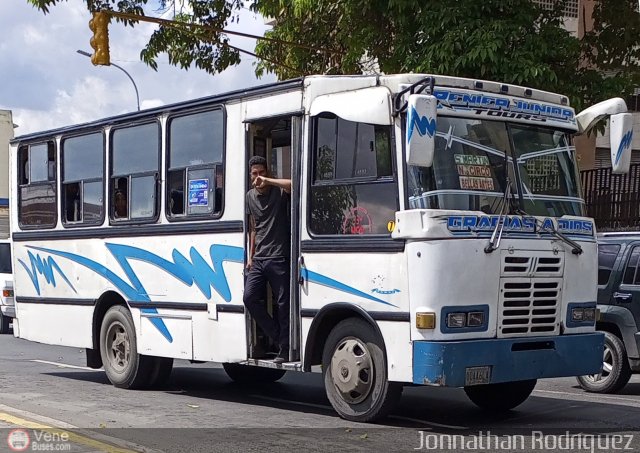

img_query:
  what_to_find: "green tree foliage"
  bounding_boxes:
[28,0,639,109]
[254,0,639,109]
[28,0,244,73]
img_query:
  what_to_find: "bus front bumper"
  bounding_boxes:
[412,333,604,387]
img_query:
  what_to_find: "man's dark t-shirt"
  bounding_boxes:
[246,186,290,259]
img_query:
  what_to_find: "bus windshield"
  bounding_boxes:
[407,117,583,217]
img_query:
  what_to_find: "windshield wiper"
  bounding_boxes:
[514,208,583,255]
[485,149,514,254]
[484,177,512,254]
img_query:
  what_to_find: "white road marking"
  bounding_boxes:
[388,415,468,430]
[534,388,640,407]
[30,359,100,371]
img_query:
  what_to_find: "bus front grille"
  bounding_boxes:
[498,278,561,338]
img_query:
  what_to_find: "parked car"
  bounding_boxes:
[577,232,640,393]
[0,239,13,334]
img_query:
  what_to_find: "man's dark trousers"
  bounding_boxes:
[243,257,290,348]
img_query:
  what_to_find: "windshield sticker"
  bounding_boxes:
[457,165,492,178]
[459,176,495,191]
[454,154,490,166]
[342,207,373,235]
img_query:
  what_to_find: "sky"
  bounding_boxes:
[0,0,276,136]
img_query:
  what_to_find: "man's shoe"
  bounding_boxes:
[273,346,288,364]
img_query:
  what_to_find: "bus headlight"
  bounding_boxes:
[571,308,585,322]
[583,308,596,322]
[467,311,485,327]
[571,307,595,322]
[567,303,597,327]
[446,312,466,328]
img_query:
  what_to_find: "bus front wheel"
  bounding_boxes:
[322,318,402,422]
[100,305,152,389]
[464,379,537,411]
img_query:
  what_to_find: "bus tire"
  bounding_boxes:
[0,312,10,334]
[100,306,152,389]
[147,357,174,389]
[576,331,632,393]
[322,318,402,422]
[222,363,287,384]
[464,379,537,411]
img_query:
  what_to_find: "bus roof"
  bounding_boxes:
[12,73,572,143]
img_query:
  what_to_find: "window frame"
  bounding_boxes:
[597,243,622,287]
[60,130,106,228]
[622,244,640,287]
[17,140,58,230]
[108,120,162,225]
[307,113,398,238]
[164,106,226,222]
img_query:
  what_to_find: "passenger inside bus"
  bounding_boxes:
[114,177,128,219]
[65,183,81,222]
[114,190,127,218]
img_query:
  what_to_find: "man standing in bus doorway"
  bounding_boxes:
[244,155,292,363]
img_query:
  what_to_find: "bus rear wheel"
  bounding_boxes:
[100,305,152,389]
[464,379,537,411]
[322,318,402,422]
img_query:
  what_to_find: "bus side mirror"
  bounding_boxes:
[610,112,633,174]
[406,94,437,167]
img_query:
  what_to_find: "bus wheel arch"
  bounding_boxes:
[87,291,129,369]
[303,303,386,372]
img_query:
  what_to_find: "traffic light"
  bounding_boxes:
[89,11,111,66]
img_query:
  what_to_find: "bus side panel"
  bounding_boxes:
[378,321,412,382]
[299,251,410,380]
[137,310,193,359]
[15,303,94,348]
[192,311,247,363]
[12,239,106,348]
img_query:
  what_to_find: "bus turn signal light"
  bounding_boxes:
[416,312,435,329]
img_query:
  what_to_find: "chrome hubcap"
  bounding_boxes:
[330,338,373,404]
[107,321,130,372]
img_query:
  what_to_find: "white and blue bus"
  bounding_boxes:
[10,74,634,422]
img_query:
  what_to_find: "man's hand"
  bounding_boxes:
[253,175,269,190]
[246,258,253,271]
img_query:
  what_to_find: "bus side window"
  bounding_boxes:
[110,122,159,223]
[62,132,104,226]
[167,108,224,219]
[309,114,397,236]
[17,142,57,228]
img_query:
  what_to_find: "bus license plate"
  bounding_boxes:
[465,366,491,385]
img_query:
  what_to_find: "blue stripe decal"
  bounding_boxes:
[25,244,245,342]
[18,251,77,295]
[302,269,398,308]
